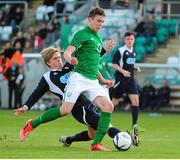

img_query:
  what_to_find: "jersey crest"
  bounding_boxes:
[126,58,136,64]
[133,52,136,56]
[60,73,70,84]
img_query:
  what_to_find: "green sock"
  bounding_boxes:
[92,112,111,146]
[31,107,61,128]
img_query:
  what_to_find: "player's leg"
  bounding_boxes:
[20,103,75,142]
[128,94,141,146]
[60,126,95,147]
[128,94,139,128]
[59,103,98,146]
[19,107,61,141]
[127,78,142,129]
[89,96,114,151]
[130,90,144,130]
[31,102,74,128]
[126,78,141,146]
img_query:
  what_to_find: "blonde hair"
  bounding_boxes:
[40,47,61,65]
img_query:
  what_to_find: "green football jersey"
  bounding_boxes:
[70,26,103,80]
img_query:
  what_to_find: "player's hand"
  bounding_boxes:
[104,79,115,88]
[122,70,131,77]
[105,39,116,51]
[70,57,78,65]
[134,67,141,72]
[14,106,28,116]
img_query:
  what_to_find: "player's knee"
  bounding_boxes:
[88,131,95,139]
[60,103,73,116]
[105,102,114,112]
[132,100,139,106]
[109,103,114,112]
[61,111,69,116]
[131,98,139,106]
[101,103,114,112]
[95,97,114,112]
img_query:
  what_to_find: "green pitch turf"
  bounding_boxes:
[0,109,180,159]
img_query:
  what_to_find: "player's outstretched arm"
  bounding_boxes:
[14,77,49,115]
[14,105,28,115]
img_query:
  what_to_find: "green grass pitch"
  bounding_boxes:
[0,109,180,159]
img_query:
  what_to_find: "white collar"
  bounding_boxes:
[50,68,61,71]
[124,45,133,52]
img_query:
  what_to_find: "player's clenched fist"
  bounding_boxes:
[108,39,116,49]
[70,57,78,65]
[105,39,116,51]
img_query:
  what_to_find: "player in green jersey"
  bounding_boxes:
[61,7,115,151]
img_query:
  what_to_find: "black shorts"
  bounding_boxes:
[113,76,139,98]
[71,103,100,130]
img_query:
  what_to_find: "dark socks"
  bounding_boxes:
[107,127,120,138]
[66,131,91,144]
[131,106,139,126]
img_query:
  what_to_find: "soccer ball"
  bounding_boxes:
[39,103,47,111]
[113,132,132,151]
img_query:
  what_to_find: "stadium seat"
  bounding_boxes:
[168,19,177,35]
[152,37,158,49]
[3,26,13,34]
[47,6,54,13]
[156,28,168,44]
[176,75,180,85]
[152,75,165,85]
[165,74,177,85]
[167,56,178,65]
[0,26,2,40]
[36,5,49,21]
[36,13,45,21]
[135,37,146,45]
[135,53,144,62]
[158,19,169,29]
[134,45,145,62]
[155,68,166,76]
[146,42,155,54]
[1,26,13,41]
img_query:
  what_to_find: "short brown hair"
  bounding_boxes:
[124,31,136,37]
[88,7,105,17]
[40,47,61,65]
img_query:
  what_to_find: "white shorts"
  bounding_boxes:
[63,72,110,103]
